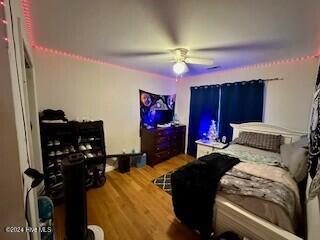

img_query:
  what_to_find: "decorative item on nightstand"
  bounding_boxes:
[207,120,219,142]
[195,139,228,159]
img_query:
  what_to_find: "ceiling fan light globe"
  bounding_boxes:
[173,62,187,75]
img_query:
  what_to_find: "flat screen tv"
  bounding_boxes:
[154,110,173,126]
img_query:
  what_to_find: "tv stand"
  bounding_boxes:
[140,125,186,166]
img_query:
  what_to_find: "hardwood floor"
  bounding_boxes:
[54,154,200,240]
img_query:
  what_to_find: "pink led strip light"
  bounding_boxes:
[34,45,175,79]
[21,0,319,78]
[1,0,8,42]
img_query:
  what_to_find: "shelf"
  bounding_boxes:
[41,120,107,204]
[79,138,101,144]
[47,152,77,158]
[46,143,74,148]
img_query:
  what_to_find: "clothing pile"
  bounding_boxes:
[40,109,68,123]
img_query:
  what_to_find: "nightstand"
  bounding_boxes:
[195,140,228,159]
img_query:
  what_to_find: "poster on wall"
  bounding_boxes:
[139,90,176,128]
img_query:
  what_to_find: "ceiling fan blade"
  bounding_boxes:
[194,41,283,52]
[185,62,199,74]
[107,51,166,57]
[144,1,180,45]
[185,62,190,73]
[207,66,221,70]
[185,57,213,65]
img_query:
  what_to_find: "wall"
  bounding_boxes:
[176,58,319,135]
[34,51,176,154]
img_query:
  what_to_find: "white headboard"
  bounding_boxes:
[231,122,306,144]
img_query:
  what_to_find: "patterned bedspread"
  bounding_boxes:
[216,144,282,167]
[220,168,297,220]
[215,145,301,229]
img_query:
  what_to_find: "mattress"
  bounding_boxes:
[214,144,300,233]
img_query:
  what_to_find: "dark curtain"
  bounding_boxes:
[219,80,265,142]
[187,85,220,156]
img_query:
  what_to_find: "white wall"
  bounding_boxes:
[34,51,176,154]
[176,58,319,133]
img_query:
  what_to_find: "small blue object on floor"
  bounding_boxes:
[131,153,147,168]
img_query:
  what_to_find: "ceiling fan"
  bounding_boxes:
[170,48,217,75]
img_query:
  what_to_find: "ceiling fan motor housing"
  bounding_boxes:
[174,48,189,62]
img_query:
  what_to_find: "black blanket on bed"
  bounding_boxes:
[171,153,240,239]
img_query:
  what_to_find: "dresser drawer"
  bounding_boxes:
[174,126,186,133]
[151,150,171,162]
[170,148,180,156]
[155,129,173,137]
[155,136,171,144]
[154,141,170,152]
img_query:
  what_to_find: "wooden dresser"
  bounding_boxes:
[140,125,186,166]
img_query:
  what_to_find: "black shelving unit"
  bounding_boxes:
[77,121,107,188]
[40,121,107,203]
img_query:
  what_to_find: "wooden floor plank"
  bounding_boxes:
[54,154,199,240]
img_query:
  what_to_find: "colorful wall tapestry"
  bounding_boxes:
[139,90,176,128]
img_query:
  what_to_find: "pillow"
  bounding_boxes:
[288,147,308,182]
[233,131,282,153]
[294,135,308,148]
[280,136,309,168]
[280,143,295,168]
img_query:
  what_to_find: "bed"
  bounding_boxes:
[212,122,308,240]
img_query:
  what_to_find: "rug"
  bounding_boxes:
[152,171,173,195]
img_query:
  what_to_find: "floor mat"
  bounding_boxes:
[152,171,173,195]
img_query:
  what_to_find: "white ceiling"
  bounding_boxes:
[30,0,320,77]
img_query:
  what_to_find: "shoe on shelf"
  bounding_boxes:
[50,182,63,189]
[89,137,95,141]
[63,148,70,154]
[56,150,63,156]
[47,141,53,146]
[85,143,92,150]
[54,140,60,146]
[79,144,86,151]
[48,151,55,157]
[86,153,94,158]
[48,174,56,181]
[70,145,76,152]
[47,163,55,169]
